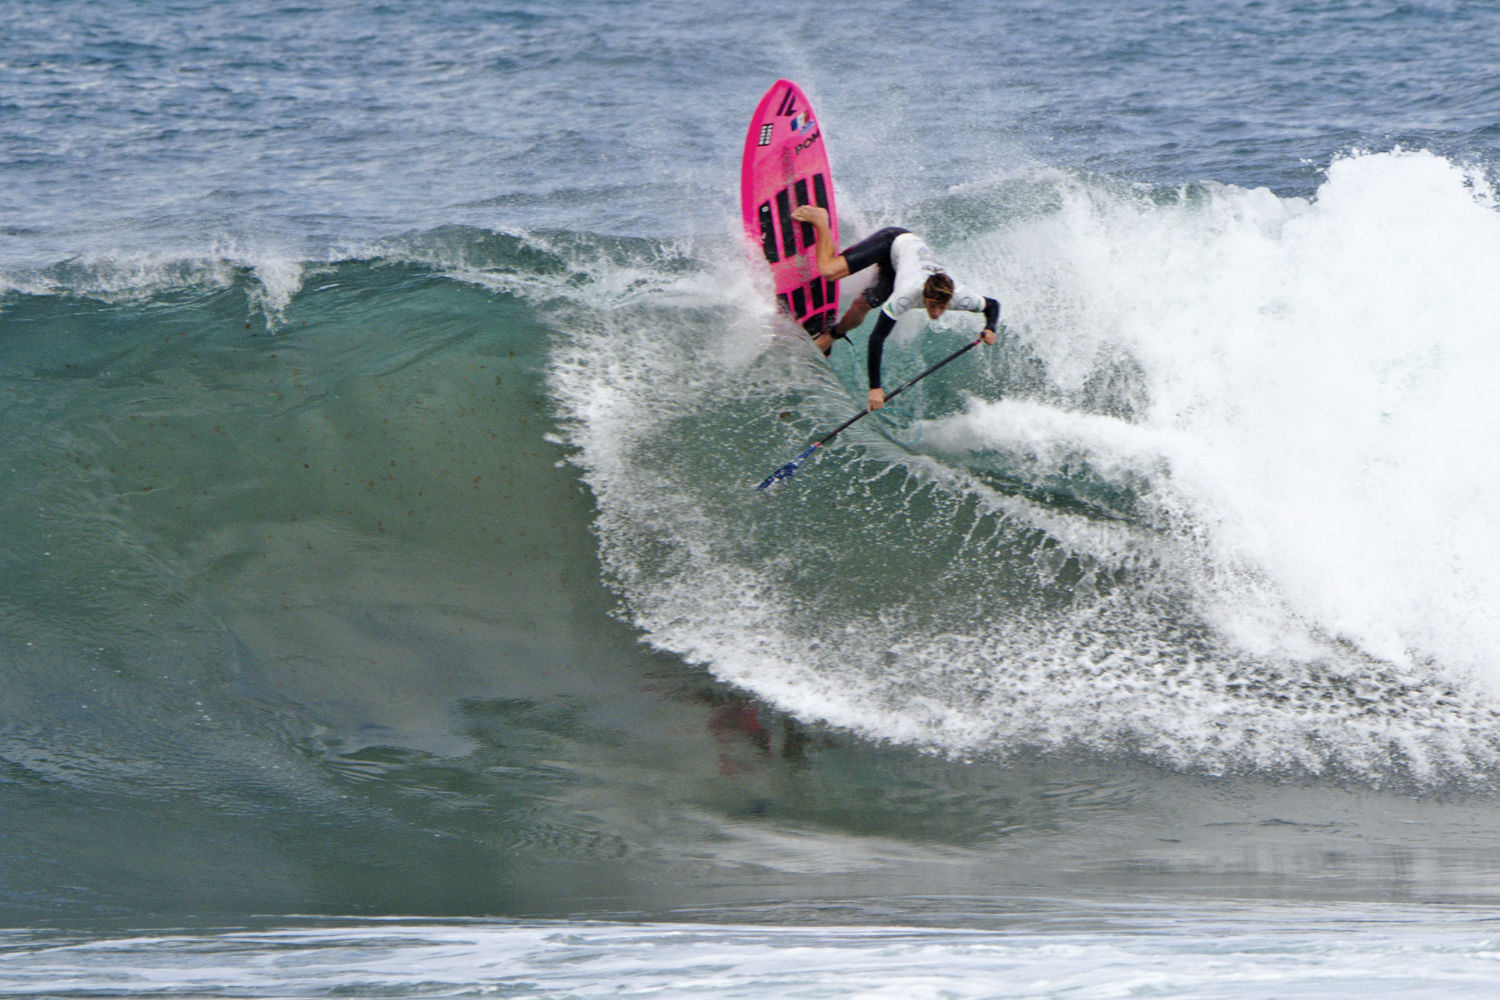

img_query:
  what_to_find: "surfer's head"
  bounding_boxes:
[922,273,954,318]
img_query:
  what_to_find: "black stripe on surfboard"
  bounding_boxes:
[776,188,796,260]
[812,172,829,210]
[801,307,834,336]
[793,179,813,247]
[758,201,777,263]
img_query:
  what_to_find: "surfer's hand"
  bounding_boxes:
[813,332,833,355]
[791,205,828,227]
[867,387,885,411]
[981,328,997,345]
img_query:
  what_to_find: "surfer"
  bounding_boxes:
[791,205,1000,410]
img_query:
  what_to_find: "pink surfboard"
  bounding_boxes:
[740,79,839,339]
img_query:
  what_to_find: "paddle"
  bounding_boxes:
[756,335,987,490]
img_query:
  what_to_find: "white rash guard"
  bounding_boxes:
[881,233,989,321]
[866,233,1000,390]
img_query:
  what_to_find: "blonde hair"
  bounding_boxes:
[923,273,954,305]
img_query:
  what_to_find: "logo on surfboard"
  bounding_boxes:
[793,126,821,155]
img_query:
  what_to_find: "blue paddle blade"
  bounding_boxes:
[756,460,801,491]
[755,443,819,491]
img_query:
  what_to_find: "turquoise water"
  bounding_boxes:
[6,1,1500,995]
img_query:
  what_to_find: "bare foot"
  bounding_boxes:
[790,205,828,226]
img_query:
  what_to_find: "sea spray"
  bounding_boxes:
[990,151,1500,687]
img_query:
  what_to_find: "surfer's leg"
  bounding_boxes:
[839,227,907,278]
[791,205,847,279]
[824,227,904,335]
[834,296,870,336]
[833,248,897,335]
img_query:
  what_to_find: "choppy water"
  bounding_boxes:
[6,0,1500,995]
[4,907,1500,999]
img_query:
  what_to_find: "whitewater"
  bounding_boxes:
[547,148,1500,781]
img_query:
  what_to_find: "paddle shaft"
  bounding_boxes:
[755,335,986,489]
[812,335,984,447]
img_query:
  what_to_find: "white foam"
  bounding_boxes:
[5,910,1500,999]
[244,255,306,328]
[1006,151,1500,689]
[0,244,311,332]
[0,251,239,302]
[922,395,1173,482]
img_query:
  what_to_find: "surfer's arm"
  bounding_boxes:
[980,297,1000,343]
[865,310,897,408]
[790,205,849,280]
[954,292,1001,343]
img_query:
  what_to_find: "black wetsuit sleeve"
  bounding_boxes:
[983,297,1001,331]
[866,311,896,389]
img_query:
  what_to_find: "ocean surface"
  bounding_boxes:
[5,0,1500,995]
